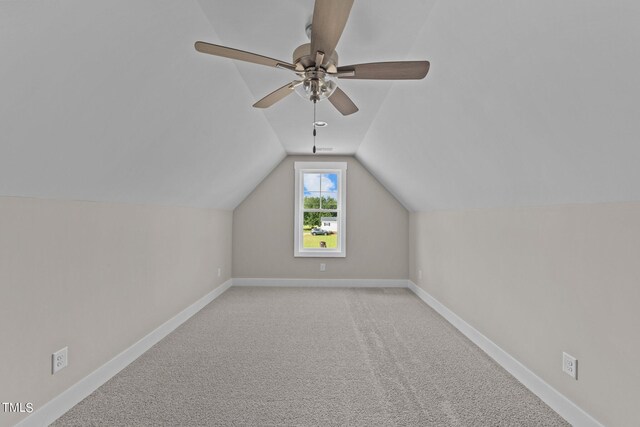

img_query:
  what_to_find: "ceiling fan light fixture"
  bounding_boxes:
[294,73,337,102]
[313,121,328,127]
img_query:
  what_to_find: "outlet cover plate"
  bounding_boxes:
[562,352,577,379]
[52,347,68,374]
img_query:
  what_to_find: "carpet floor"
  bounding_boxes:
[53,287,568,426]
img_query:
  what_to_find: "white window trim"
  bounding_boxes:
[294,161,347,258]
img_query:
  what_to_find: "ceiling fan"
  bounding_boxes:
[194,0,430,116]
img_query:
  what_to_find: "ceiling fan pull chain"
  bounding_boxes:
[312,100,317,154]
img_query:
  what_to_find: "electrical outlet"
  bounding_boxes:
[418,270,423,280]
[52,347,68,374]
[562,352,577,379]
[217,267,221,277]
[320,263,326,272]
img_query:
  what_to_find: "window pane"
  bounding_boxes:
[321,173,338,204]
[303,173,321,193]
[304,192,321,209]
[303,212,338,249]
[322,192,338,209]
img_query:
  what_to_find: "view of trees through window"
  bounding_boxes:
[302,173,339,249]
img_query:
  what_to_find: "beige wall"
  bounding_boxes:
[233,156,409,279]
[0,196,232,427]
[410,203,640,427]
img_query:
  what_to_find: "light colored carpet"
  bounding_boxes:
[53,287,568,426]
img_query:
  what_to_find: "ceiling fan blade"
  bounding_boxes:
[194,41,295,71]
[253,81,301,109]
[328,87,358,116]
[310,0,354,62]
[336,61,430,80]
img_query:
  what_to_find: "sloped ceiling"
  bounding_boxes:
[0,0,285,210]
[1,1,639,211]
[357,0,640,211]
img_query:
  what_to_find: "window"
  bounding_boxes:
[294,162,347,257]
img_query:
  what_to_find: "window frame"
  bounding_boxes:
[294,161,347,258]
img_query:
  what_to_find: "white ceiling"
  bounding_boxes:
[357,0,640,210]
[1,0,639,211]
[0,0,285,209]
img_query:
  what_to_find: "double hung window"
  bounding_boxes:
[294,162,347,257]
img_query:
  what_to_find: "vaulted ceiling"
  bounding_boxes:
[1,1,639,211]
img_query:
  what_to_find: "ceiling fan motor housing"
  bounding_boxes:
[293,43,338,70]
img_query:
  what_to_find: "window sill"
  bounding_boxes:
[294,250,346,258]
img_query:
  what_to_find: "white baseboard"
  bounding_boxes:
[16,279,233,427]
[232,278,409,288]
[407,281,603,427]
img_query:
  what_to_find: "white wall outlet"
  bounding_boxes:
[52,347,68,374]
[320,263,326,272]
[217,267,221,277]
[562,352,577,379]
[418,269,423,280]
